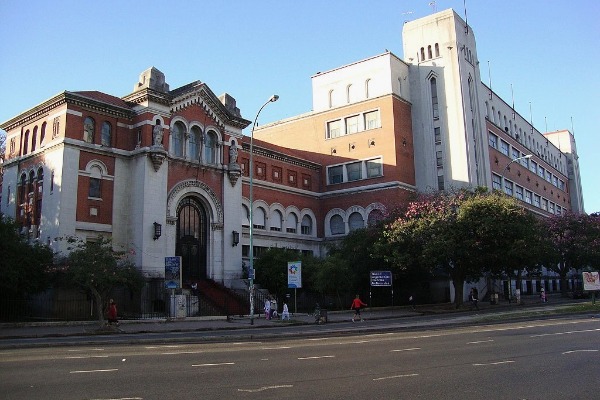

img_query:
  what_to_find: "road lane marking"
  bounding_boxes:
[391,347,421,352]
[145,345,183,349]
[298,355,335,360]
[88,397,142,400]
[472,361,515,366]
[261,346,291,350]
[65,355,109,359]
[530,328,600,337]
[67,348,104,352]
[467,340,494,344]
[192,362,235,367]
[238,385,293,392]
[373,373,419,381]
[161,350,205,355]
[562,350,598,354]
[70,369,118,374]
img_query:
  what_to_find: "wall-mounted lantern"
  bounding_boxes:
[232,230,240,246]
[153,222,162,241]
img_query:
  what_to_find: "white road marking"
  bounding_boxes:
[530,328,600,337]
[145,345,183,349]
[70,369,118,374]
[238,385,293,392]
[65,355,109,359]
[473,360,515,366]
[373,373,419,381]
[391,347,421,352]
[298,355,335,360]
[192,362,235,367]
[562,350,599,354]
[261,346,291,350]
[67,348,105,352]
[88,398,142,400]
[161,350,204,355]
[467,339,494,344]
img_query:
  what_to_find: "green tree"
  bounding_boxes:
[57,236,145,325]
[543,212,600,296]
[0,214,53,299]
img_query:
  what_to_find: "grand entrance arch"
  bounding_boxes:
[176,197,208,282]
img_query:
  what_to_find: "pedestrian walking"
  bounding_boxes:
[107,299,119,326]
[264,298,271,320]
[281,302,290,320]
[540,287,547,303]
[469,288,479,311]
[351,294,367,322]
[409,293,416,310]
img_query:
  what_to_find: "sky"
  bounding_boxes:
[1,0,598,213]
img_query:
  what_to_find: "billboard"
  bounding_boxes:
[582,271,600,291]
[370,271,392,287]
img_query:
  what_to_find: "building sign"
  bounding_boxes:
[288,261,302,288]
[370,270,392,287]
[165,256,182,289]
[583,271,600,291]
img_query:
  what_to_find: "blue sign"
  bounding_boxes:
[165,256,181,289]
[288,261,302,288]
[370,270,392,287]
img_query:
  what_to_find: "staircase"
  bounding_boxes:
[195,280,248,316]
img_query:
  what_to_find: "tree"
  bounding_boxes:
[0,214,53,299]
[380,188,541,308]
[543,212,600,296]
[57,236,145,325]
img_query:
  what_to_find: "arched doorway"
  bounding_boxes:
[176,197,208,282]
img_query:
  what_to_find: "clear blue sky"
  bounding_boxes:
[1,0,598,213]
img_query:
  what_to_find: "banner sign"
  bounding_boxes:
[370,270,392,287]
[582,271,600,291]
[288,261,302,288]
[165,256,182,289]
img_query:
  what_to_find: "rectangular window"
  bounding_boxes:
[552,176,558,187]
[500,140,509,156]
[488,132,498,149]
[511,148,520,160]
[520,156,529,168]
[545,170,552,182]
[346,162,362,181]
[328,165,343,184]
[515,185,524,200]
[437,174,445,190]
[434,127,441,144]
[436,150,443,167]
[492,174,502,190]
[548,202,555,214]
[504,180,513,196]
[541,198,548,211]
[327,120,341,138]
[89,178,101,198]
[556,205,562,215]
[533,194,541,208]
[525,190,532,204]
[345,115,359,135]
[364,110,380,130]
[559,180,565,191]
[530,161,537,174]
[366,158,382,178]
[538,166,545,179]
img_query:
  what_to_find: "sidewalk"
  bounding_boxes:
[1,294,588,342]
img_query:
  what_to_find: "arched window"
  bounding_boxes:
[88,165,102,198]
[330,214,344,235]
[171,122,185,157]
[301,215,313,235]
[270,210,283,231]
[286,213,298,233]
[31,127,38,152]
[348,212,364,232]
[83,117,95,143]
[23,130,30,155]
[253,207,266,229]
[427,45,432,59]
[101,122,112,147]
[19,173,27,204]
[204,131,217,164]
[28,170,35,195]
[430,78,439,119]
[242,205,250,227]
[40,122,46,145]
[420,47,425,61]
[434,43,440,57]
[367,209,384,226]
[189,126,202,161]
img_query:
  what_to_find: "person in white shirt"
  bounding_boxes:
[281,302,290,320]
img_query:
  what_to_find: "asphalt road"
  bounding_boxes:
[1,316,598,400]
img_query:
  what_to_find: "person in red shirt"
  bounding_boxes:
[107,299,119,326]
[351,294,367,322]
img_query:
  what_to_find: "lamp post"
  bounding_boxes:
[249,94,279,325]
[500,153,532,303]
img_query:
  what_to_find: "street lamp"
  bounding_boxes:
[500,153,532,303]
[249,94,279,325]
